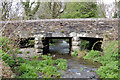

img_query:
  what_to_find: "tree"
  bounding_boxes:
[98,0,119,18]
[113,0,120,18]
[1,1,12,21]
[49,2,66,18]
[21,0,40,20]
[60,2,98,18]
[118,1,120,18]
[37,2,66,19]
[97,0,107,18]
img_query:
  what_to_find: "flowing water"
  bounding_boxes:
[18,40,101,78]
[49,40,101,78]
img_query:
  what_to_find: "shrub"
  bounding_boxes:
[71,50,78,56]
[31,56,39,59]
[0,36,21,65]
[8,60,16,67]
[20,71,38,78]
[96,61,118,78]
[2,53,12,61]
[17,55,68,78]
[26,51,30,54]
[16,57,25,65]
[42,66,60,77]
[18,63,35,73]
[2,51,24,67]
[80,40,89,50]
[57,62,67,70]
[0,36,10,52]
[18,51,22,54]
[83,41,119,78]
[55,59,67,70]
[55,58,67,65]
[83,50,101,59]
[49,43,54,46]
[28,40,35,45]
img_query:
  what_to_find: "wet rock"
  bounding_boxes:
[72,46,80,50]
[89,75,96,79]
[35,44,43,49]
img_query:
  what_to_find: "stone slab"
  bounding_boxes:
[72,41,81,46]
[72,46,81,50]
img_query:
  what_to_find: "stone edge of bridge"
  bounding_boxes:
[0,18,119,24]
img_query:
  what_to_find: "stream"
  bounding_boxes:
[49,40,101,78]
[18,40,101,78]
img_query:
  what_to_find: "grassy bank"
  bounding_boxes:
[83,41,119,78]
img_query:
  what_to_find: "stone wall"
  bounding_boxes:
[0,18,119,55]
[0,18,119,39]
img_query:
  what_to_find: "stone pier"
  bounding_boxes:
[35,35,44,55]
[70,32,81,54]
[34,32,83,55]
[35,34,49,55]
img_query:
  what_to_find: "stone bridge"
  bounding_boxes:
[0,18,118,55]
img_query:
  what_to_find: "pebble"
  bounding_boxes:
[87,71,90,72]
[76,72,81,76]
[84,67,88,69]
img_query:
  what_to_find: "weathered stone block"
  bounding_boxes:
[72,46,80,50]
[35,44,43,49]
[77,33,83,37]
[72,41,81,46]
[52,33,66,37]
[69,32,77,37]
[35,37,42,41]
[72,37,80,41]
[35,37,39,41]
[36,49,43,53]
[46,32,52,37]
[35,40,42,44]
[78,33,87,37]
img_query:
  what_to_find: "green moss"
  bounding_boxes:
[61,30,64,33]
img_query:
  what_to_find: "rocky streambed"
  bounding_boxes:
[50,54,101,78]
[17,40,101,78]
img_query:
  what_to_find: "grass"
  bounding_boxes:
[83,40,119,78]
[16,55,68,78]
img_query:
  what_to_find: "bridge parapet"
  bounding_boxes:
[0,18,118,55]
[0,18,118,40]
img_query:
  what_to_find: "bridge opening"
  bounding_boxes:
[79,37,103,51]
[19,37,35,48]
[43,37,72,55]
